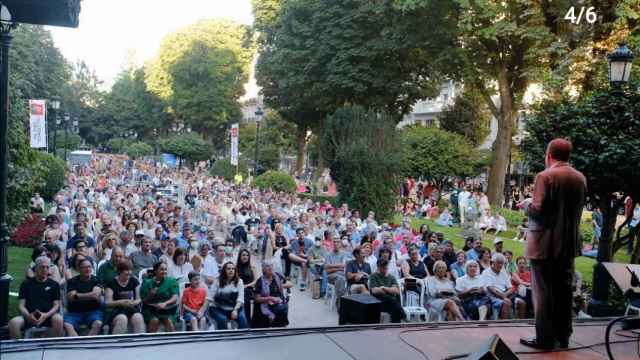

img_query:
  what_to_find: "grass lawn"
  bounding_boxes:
[395,212,632,286]
[7,246,32,319]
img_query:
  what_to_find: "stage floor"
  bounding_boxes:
[1,319,637,360]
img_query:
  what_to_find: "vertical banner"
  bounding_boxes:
[230,123,239,166]
[29,100,48,149]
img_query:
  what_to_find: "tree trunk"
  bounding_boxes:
[486,66,516,207]
[592,193,619,302]
[295,125,306,175]
[315,117,325,179]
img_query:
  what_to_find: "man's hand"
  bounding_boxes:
[230,310,238,320]
[156,302,167,310]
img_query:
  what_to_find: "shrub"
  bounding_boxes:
[10,213,45,247]
[255,171,296,193]
[106,137,127,153]
[124,141,154,159]
[34,152,66,200]
[209,158,249,180]
[322,106,402,221]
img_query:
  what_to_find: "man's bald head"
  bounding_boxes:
[547,138,572,162]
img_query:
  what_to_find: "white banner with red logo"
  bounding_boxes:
[230,123,239,166]
[29,99,48,149]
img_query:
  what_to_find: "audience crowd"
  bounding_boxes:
[9,155,589,339]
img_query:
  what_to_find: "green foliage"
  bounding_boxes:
[438,89,491,146]
[55,132,82,150]
[255,171,296,193]
[62,61,102,145]
[322,106,402,221]
[159,133,214,164]
[106,137,127,153]
[34,152,66,201]
[238,111,297,171]
[123,142,154,159]
[402,126,480,188]
[209,158,249,180]
[146,19,254,150]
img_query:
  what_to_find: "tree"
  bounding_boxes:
[438,88,491,147]
[123,142,154,159]
[402,127,480,190]
[253,0,452,174]
[62,60,103,144]
[523,86,640,304]
[238,111,296,171]
[160,133,214,166]
[106,138,127,153]
[146,20,254,149]
[322,106,402,221]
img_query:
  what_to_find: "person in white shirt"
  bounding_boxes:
[458,187,471,224]
[455,260,491,320]
[480,253,526,319]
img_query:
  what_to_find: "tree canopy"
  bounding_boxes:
[159,133,214,164]
[146,19,254,149]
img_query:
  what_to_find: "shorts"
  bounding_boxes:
[23,315,54,328]
[488,295,517,312]
[64,310,103,331]
[594,226,601,239]
[182,310,203,323]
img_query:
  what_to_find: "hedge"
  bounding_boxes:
[255,171,296,193]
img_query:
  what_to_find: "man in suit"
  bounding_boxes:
[520,138,587,350]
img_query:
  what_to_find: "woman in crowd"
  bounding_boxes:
[253,261,292,328]
[98,232,118,261]
[455,260,490,320]
[425,261,465,321]
[209,262,248,329]
[140,261,179,333]
[236,249,257,321]
[167,248,193,284]
[478,248,492,273]
[105,260,144,334]
[511,256,533,318]
[362,242,377,271]
[401,247,428,280]
[449,251,467,281]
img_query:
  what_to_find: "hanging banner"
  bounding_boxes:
[29,99,48,149]
[230,123,239,166]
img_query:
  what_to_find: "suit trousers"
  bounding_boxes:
[530,258,574,345]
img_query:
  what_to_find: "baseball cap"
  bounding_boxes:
[135,230,145,237]
[493,237,503,245]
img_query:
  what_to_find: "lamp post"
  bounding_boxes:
[0,3,16,330]
[63,113,70,161]
[590,42,634,313]
[50,99,60,154]
[253,106,264,177]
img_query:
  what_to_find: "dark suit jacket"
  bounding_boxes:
[525,162,587,260]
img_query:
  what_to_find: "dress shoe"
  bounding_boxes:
[520,337,555,350]
[555,339,569,349]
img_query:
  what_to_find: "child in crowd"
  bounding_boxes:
[181,272,208,331]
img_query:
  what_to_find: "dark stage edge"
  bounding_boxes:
[0,319,638,360]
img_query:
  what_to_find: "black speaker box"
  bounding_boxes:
[466,334,519,360]
[338,293,382,325]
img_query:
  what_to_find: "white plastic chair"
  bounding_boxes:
[625,302,640,315]
[24,327,50,339]
[138,268,152,283]
[399,279,428,322]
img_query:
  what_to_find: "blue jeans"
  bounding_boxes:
[209,307,249,330]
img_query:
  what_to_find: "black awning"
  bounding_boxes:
[2,0,81,28]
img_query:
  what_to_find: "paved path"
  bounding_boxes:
[287,284,339,328]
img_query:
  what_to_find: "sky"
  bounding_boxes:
[47,0,259,98]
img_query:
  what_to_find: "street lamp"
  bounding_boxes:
[253,106,264,177]
[0,3,16,330]
[590,42,635,314]
[50,99,60,154]
[607,42,634,87]
[63,113,70,161]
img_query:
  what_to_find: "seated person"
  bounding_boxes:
[369,259,405,323]
[476,210,491,231]
[97,247,125,286]
[167,248,193,284]
[423,244,450,276]
[425,260,465,321]
[345,246,372,294]
[480,253,525,319]
[323,237,348,307]
[8,256,64,339]
[455,260,490,320]
[513,217,528,242]
[130,236,159,275]
[104,259,144,334]
[572,270,591,319]
[289,228,314,291]
[450,251,467,281]
[253,261,292,328]
[63,259,103,336]
[209,262,249,329]
[485,212,507,235]
[401,247,428,281]
[67,224,96,259]
[26,246,62,285]
[435,208,453,227]
[511,256,532,318]
[182,272,208,331]
[140,261,179,333]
